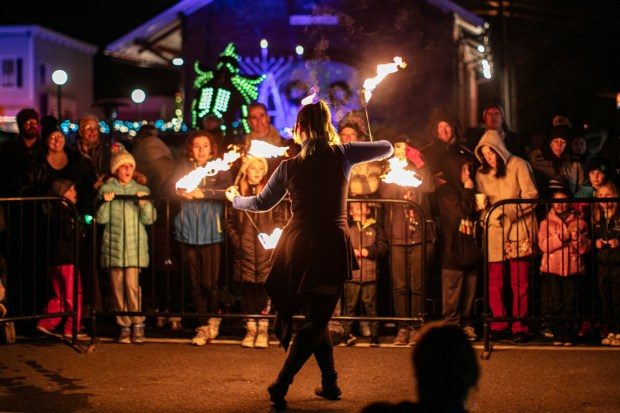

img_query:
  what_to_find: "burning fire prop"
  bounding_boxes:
[257,228,283,250]
[360,57,407,141]
[176,149,241,192]
[247,140,289,158]
[361,57,407,104]
[382,157,423,187]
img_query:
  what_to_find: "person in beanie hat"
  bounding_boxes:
[97,142,156,344]
[575,158,613,199]
[529,125,586,197]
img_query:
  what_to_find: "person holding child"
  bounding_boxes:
[538,187,591,345]
[97,144,156,344]
[341,201,388,346]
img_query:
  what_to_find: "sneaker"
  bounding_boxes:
[393,328,409,345]
[462,326,477,342]
[360,321,372,337]
[541,327,554,339]
[63,331,89,340]
[369,335,380,347]
[408,328,419,346]
[601,332,615,346]
[169,320,183,331]
[132,324,145,344]
[117,327,131,344]
[611,334,620,347]
[36,325,61,338]
[156,316,167,329]
[208,318,221,340]
[345,333,357,347]
[192,326,210,346]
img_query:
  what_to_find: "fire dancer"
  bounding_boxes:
[226,100,393,410]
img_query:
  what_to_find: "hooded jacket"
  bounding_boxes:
[96,177,156,268]
[475,131,539,262]
[435,155,480,270]
[538,209,590,276]
[348,218,389,282]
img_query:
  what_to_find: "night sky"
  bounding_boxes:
[2,0,619,136]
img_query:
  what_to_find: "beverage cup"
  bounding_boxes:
[475,193,488,211]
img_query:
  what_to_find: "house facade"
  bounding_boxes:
[0,25,97,121]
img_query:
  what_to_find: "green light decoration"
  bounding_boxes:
[191,43,265,134]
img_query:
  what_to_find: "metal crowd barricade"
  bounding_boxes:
[89,194,432,344]
[482,196,620,358]
[0,197,81,347]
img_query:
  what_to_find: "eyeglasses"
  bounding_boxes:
[23,119,39,126]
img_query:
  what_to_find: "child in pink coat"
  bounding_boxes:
[538,188,591,345]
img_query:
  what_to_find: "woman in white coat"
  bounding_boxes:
[475,130,539,343]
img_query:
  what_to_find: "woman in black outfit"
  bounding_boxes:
[227,100,393,410]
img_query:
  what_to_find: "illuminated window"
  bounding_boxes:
[1,57,23,88]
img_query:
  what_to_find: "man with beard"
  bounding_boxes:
[0,108,45,197]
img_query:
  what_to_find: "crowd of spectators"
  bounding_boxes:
[0,101,618,348]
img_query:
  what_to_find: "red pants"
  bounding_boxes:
[37,265,82,336]
[488,260,529,333]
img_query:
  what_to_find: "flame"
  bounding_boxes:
[258,227,283,250]
[362,57,407,103]
[176,149,241,192]
[301,86,320,106]
[381,157,423,187]
[247,140,289,158]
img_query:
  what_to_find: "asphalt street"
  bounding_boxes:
[1,336,620,412]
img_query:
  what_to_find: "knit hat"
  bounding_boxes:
[16,108,39,135]
[587,158,608,175]
[110,142,136,174]
[49,178,74,197]
[41,115,61,139]
[548,125,571,143]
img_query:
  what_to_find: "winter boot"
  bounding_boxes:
[208,317,222,339]
[255,319,269,348]
[242,320,257,348]
[315,372,342,400]
[192,325,210,346]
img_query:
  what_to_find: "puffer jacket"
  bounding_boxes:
[96,177,156,268]
[227,196,288,283]
[349,218,388,282]
[475,131,539,262]
[173,160,233,245]
[529,148,585,195]
[538,209,590,276]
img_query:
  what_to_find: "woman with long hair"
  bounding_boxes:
[226,100,392,410]
[475,130,539,343]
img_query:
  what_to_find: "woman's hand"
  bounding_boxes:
[103,192,115,202]
[596,239,606,249]
[609,239,619,249]
[225,186,240,203]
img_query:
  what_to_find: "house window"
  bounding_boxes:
[1,57,23,89]
[39,63,49,86]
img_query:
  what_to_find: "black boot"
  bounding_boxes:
[314,373,342,400]
[268,379,290,411]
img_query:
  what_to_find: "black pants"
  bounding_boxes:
[598,264,620,324]
[241,282,269,315]
[183,243,221,325]
[391,243,434,327]
[277,292,340,384]
[546,273,577,334]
